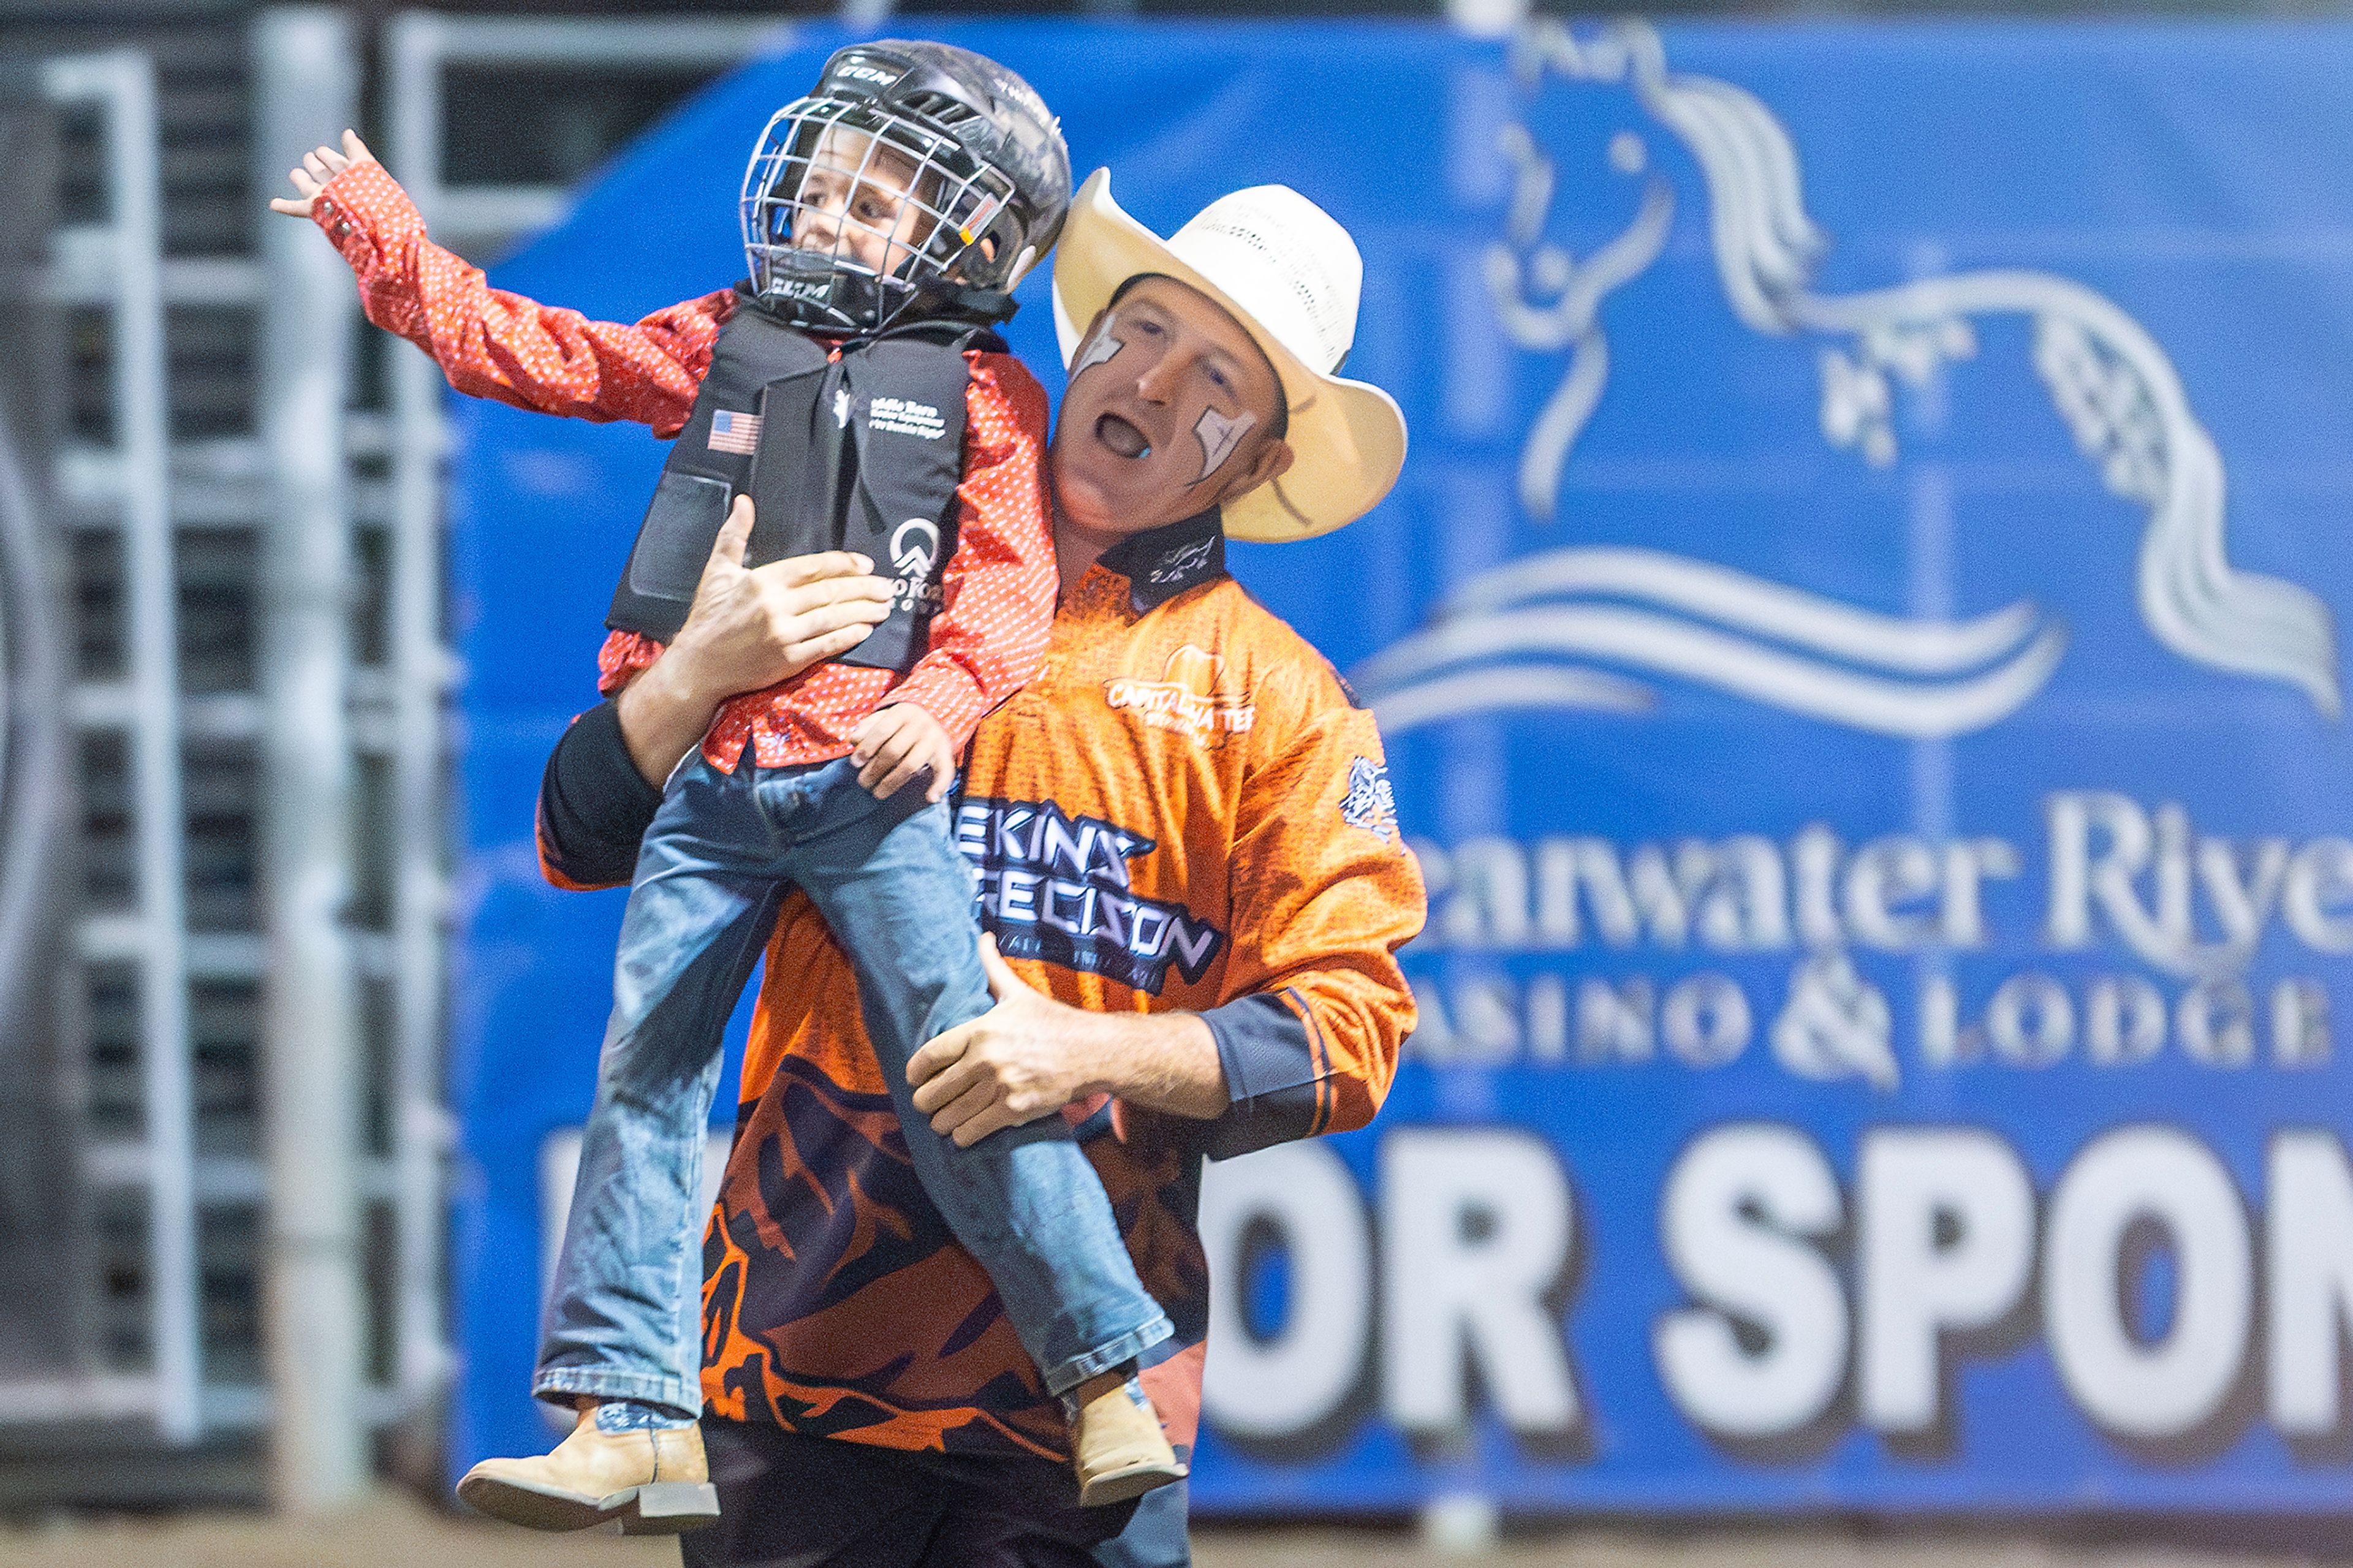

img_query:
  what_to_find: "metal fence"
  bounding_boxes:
[0,4,821,1510]
[30,45,195,1444]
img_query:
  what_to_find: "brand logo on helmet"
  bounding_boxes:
[833,61,900,86]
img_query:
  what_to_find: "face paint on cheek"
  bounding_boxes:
[1071,319,1124,378]
[1192,406,1257,483]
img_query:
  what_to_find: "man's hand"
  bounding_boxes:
[616,494,892,786]
[849,702,955,802]
[268,129,376,218]
[667,495,891,702]
[909,937,1105,1147]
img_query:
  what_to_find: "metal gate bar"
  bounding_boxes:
[38,48,195,1445]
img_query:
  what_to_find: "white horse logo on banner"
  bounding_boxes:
[1355,20,2340,739]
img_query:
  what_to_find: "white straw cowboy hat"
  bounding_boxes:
[1051,168,1408,543]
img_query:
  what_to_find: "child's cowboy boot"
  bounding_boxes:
[457,1401,720,1534]
[1066,1372,1188,1507]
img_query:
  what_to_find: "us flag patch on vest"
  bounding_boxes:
[707,409,762,454]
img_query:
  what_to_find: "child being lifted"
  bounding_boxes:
[273,40,1182,1533]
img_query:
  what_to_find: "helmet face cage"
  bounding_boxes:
[740,94,1020,333]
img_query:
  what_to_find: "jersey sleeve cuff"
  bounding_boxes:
[879,668,987,750]
[311,161,425,272]
[537,699,662,890]
[1197,991,1325,1159]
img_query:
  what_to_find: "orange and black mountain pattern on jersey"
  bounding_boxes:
[702,981,1210,1461]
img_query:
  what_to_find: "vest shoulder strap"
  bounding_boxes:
[869,317,1008,357]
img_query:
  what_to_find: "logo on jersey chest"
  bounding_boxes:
[954,797,1226,995]
[1103,644,1255,746]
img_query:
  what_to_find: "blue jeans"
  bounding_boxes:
[536,752,1173,1420]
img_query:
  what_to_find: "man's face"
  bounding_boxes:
[790,124,934,281]
[1051,276,1294,540]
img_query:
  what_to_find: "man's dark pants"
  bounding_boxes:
[681,1419,1189,1568]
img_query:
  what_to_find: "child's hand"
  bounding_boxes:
[849,703,955,803]
[268,129,377,219]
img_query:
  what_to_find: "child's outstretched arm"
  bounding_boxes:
[269,130,731,436]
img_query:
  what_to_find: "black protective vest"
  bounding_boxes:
[605,289,1004,675]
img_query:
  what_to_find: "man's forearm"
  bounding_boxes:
[613,654,721,787]
[907,949,1235,1143]
[1085,1010,1227,1120]
[539,700,662,887]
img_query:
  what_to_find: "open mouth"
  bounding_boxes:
[1095,412,1151,460]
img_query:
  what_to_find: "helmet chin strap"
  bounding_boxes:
[923,282,1019,325]
[752,241,1012,331]
[764,271,874,335]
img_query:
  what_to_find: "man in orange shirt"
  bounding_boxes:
[537,170,1423,1567]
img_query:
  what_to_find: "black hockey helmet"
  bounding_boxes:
[740,40,1072,333]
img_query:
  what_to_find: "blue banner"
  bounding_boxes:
[453,18,2353,1512]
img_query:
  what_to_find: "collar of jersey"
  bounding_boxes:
[1096,508,1227,613]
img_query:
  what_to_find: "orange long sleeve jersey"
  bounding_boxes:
[309,161,1057,765]
[533,512,1424,1460]
[685,515,1423,1462]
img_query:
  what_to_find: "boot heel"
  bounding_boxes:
[619,1480,721,1534]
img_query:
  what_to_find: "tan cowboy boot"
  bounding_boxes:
[1068,1373,1188,1507]
[457,1406,719,1534]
